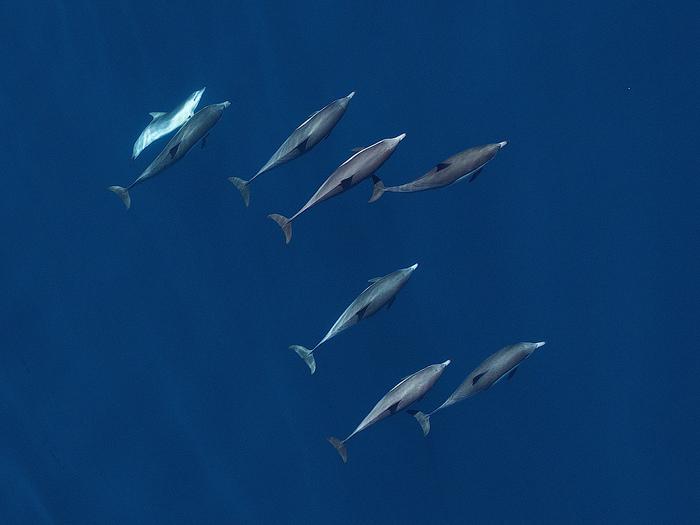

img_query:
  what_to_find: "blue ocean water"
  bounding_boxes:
[1,1,698,523]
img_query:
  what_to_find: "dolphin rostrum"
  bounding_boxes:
[109,101,231,209]
[290,263,419,374]
[228,91,355,207]
[408,341,546,436]
[132,87,206,160]
[369,141,507,202]
[328,360,451,463]
[268,133,406,243]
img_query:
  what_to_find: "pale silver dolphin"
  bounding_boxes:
[132,87,206,159]
[408,341,546,436]
[290,263,419,374]
[109,101,230,209]
[268,133,406,243]
[328,359,451,463]
[369,141,507,202]
[228,91,355,207]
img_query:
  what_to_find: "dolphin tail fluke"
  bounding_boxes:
[327,437,348,463]
[108,186,131,210]
[368,175,385,203]
[228,177,251,207]
[407,410,431,436]
[268,214,292,244]
[290,345,316,374]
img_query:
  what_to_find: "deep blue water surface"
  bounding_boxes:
[1,2,698,523]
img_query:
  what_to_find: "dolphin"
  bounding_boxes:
[132,87,206,160]
[369,141,507,202]
[407,341,546,436]
[328,360,451,463]
[290,263,419,374]
[268,133,406,243]
[228,91,355,207]
[109,101,231,209]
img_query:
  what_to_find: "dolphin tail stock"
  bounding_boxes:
[108,186,131,210]
[228,177,251,207]
[327,437,348,463]
[290,345,316,374]
[368,175,385,203]
[406,410,431,436]
[268,213,292,244]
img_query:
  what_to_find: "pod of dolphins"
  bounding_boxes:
[111,88,547,463]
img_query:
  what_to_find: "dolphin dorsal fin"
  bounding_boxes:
[472,371,488,385]
[354,304,370,322]
[149,112,166,120]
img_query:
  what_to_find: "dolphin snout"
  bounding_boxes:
[395,133,407,142]
[221,101,231,108]
[408,263,419,271]
[534,341,546,349]
[498,140,508,148]
[346,91,356,99]
[442,359,451,367]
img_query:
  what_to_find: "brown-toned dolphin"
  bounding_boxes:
[268,133,406,243]
[328,360,451,463]
[369,141,507,202]
[408,341,545,436]
[109,101,231,209]
[228,92,355,207]
[290,263,418,374]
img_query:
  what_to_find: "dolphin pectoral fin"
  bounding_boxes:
[295,137,309,153]
[340,177,353,190]
[328,437,348,463]
[467,167,483,183]
[407,410,431,436]
[355,304,370,321]
[385,296,396,310]
[169,143,180,159]
[387,401,400,415]
[472,371,488,385]
[201,135,208,149]
[149,112,166,120]
[507,366,518,381]
[436,162,451,171]
[369,175,385,203]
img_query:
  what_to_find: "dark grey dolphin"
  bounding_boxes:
[369,141,507,202]
[268,133,406,243]
[328,359,451,463]
[290,263,418,374]
[408,341,546,436]
[109,101,231,209]
[228,92,355,207]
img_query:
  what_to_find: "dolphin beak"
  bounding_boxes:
[346,91,356,99]
[534,341,546,349]
[222,101,231,108]
[498,140,508,148]
[408,263,419,271]
[442,359,451,367]
[395,133,407,142]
